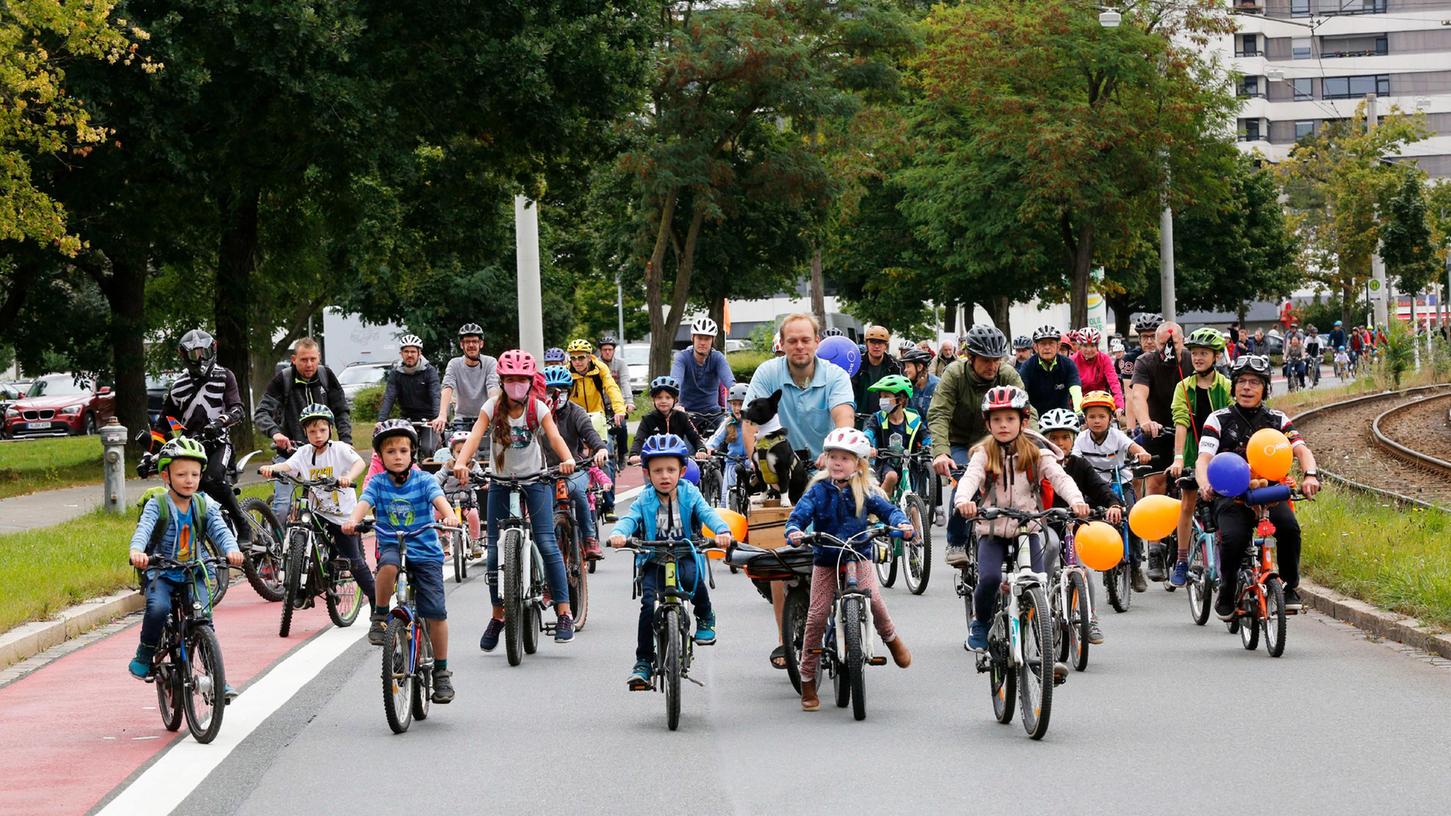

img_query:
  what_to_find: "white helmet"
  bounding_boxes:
[822,427,872,459]
[399,334,424,351]
[689,316,718,338]
[1038,408,1080,434]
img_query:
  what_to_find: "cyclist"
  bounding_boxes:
[1284,330,1307,390]
[255,337,352,520]
[378,334,441,452]
[1166,327,1233,587]
[1071,327,1124,416]
[899,348,938,420]
[1018,324,1083,417]
[1304,325,1323,386]
[597,335,633,465]
[1193,355,1322,616]
[1012,335,1033,367]
[704,383,751,500]
[786,427,913,711]
[1129,319,1192,579]
[629,375,707,464]
[934,338,957,376]
[154,330,252,548]
[670,317,735,437]
[433,430,482,557]
[1074,390,1153,591]
[127,437,244,682]
[852,325,902,416]
[1059,330,1078,358]
[435,323,499,435]
[928,324,1034,567]
[568,338,628,520]
[1326,320,1345,354]
[865,374,926,498]
[1125,313,1162,368]
[1333,345,1351,379]
[543,366,610,562]
[544,346,567,367]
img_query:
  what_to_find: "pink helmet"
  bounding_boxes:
[497,349,537,378]
[981,385,1031,419]
[1077,326,1101,346]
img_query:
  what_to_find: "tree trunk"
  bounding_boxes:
[942,298,957,334]
[709,296,726,341]
[1069,222,1094,329]
[809,246,826,330]
[1236,301,1248,328]
[1106,292,1135,337]
[1340,283,1354,328]
[988,296,1012,334]
[216,183,261,437]
[94,252,150,457]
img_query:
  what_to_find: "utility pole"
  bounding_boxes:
[1160,201,1176,324]
[616,271,626,344]
[1367,94,1389,329]
[514,195,544,360]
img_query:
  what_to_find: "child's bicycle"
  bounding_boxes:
[1084,460,1155,612]
[552,472,590,630]
[620,537,727,731]
[795,525,904,722]
[138,554,231,744]
[267,473,369,638]
[356,520,458,733]
[964,506,1074,740]
[444,473,485,584]
[493,468,567,666]
[1168,473,1221,626]
[872,449,933,594]
[1049,510,1110,673]
[1224,485,1309,658]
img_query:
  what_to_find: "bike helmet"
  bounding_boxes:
[1185,326,1227,352]
[867,374,914,399]
[1109,338,1125,353]
[649,375,681,396]
[1333,320,1342,327]
[639,433,692,467]
[823,327,845,337]
[822,427,873,459]
[597,335,618,348]
[496,349,537,378]
[962,325,1009,359]
[1080,390,1117,413]
[900,348,934,366]
[689,317,718,337]
[981,385,1031,418]
[398,334,423,351]
[864,325,890,343]
[178,329,217,379]
[1012,335,1032,351]
[544,346,566,364]
[1031,325,1060,342]
[1133,313,1164,334]
[299,403,334,426]
[728,383,750,402]
[1077,327,1102,347]
[566,338,593,355]
[449,430,471,446]
[1038,408,1080,434]
[157,436,208,470]
[1229,354,1271,388]
[543,365,573,389]
[372,418,418,452]
[458,323,483,339]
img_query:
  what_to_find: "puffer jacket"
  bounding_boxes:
[568,357,626,416]
[927,358,1035,459]
[954,434,1084,539]
[786,479,908,567]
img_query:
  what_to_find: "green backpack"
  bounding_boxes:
[135,486,209,556]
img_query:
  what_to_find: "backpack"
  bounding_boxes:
[136,486,209,556]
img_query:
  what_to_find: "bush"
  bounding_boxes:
[1373,319,1416,390]
[728,350,772,382]
[351,384,396,425]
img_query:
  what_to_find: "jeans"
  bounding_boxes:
[323,520,377,608]
[973,534,1044,622]
[565,471,596,541]
[1213,498,1301,607]
[139,571,206,648]
[636,554,712,661]
[269,454,291,520]
[945,445,972,548]
[485,481,570,610]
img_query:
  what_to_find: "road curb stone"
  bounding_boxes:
[0,588,142,670]
[1299,579,1451,660]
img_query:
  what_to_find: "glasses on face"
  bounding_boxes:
[866,339,887,346]
[569,355,589,363]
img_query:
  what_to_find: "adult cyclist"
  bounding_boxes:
[435,323,499,435]
[597,335,633,465]
[1018,324,1083,417]
[670,316,735,438]
[378,334,441,453]
[851,324,902,418]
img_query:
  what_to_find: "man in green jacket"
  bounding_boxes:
[928,324,1036,567]
[1165,327,1233,586]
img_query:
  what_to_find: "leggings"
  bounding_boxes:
[799,563,896,684]
[1213,498,1301,605]
[973,534,1044,623]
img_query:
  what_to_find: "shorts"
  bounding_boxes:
[1142,431,1175,472]
[377,547,447,620]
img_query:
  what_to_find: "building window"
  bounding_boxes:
[1241,119,1262,141]
[1375,36,1388,55]
[1292,38,1311,60]
[1291,0,1310,16]
[1237,35,1259,57]
[1293,78,1313,100]
[1322,74,1390,100]
[1240,76,1260,97]
[1294,120,1315,140]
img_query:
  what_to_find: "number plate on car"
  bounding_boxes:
[27,421,50,430]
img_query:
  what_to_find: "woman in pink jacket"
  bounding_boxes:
[1071,327,1124,412]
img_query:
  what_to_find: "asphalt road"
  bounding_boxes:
[140,493,1451,816]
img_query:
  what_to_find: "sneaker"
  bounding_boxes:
[584,537,604,561]
[469,544,484,559]
[967,620,989,651]
[1131,565,1148,593]
[127,645,154,680]
[367,612,388,646]
[431,669,455,703]
[945,544,969,567]
[694,612,717,646]
[1087,619,1104,645]
[627,659,652,690]
[1215,594,1237,620]
[223,684,238,702]
[1052,662,1069,685]
[554,614,575,644]
[1283,587,1303,612]
[479,617,505,651]
[1170,560,1189,587]
[604,512,619,524]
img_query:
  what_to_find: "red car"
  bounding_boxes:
[2,374,116,438]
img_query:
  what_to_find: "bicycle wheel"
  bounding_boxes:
[1186,541,1212,626]
[325,559,364,628]
[155,647,183,732]
[1017,587,1053,740]
[201,535,231,606]
[781,584,809,694]
[1069,571,1091,672]
[1240,587,1261,651]
[182,626,226,744]
[663,607,682,731]
[989,612,1015,725]
[1264,578,1287,658]
[522,545,542,655]
[700,466,722,510]
[502,529,525,666]
[411,625,432,722]
[556,515,588,631]
[875,538,898,588]
[382,617,413,733]
[903,495,931,595]
[1104,564,1130,613]
[843,596,866,721]
[453,529,466,583]
[279,530,308,638]
[240,498,286,602]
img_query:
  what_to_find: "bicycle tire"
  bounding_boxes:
[1264,578,1287,658]
[664,607,682,731]
[502,529,525,666]
[832,631,850,709]
[990,612,1015,725]
[411,625,432,721]
[844,596,866,721]
[453,529,466,583]
[1187,541,1212,626]
[903,495,931,595]
[156,649,184,732]
[382,617,413,733]
[1018,587,1053,740]
[279,529,308,638]
[325,559,364,628]
[182,625,226,744]
[1068,572,1090,671]
[240,498,286,601]
[875,537,898,588]
[1104,564,1129,613]
[201,535,231,606]
[1240,585,1261,651]
[781,585,809,694]
[700,466,722,510]
[523,542,542,655]
[558,515,589,631]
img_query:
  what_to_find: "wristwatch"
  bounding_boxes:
[1303,471,1319,478]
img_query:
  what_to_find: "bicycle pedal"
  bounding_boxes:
[686,675,704,688]
[867,656,887,666]
[807,647,825,656]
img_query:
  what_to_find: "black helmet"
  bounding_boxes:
[1229,354,1272,391]
[1133,313,1164,334]
[900,348,934,366]
[597,335,618,348]
[962,325,1008,359]
[457,323,483,339]
[178,330,217,379]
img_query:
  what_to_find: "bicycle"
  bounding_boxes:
[493,469,567,666]
[444,467,486,584]
[621,537,727,731]
[268,472,368,638]
[1049,512,1104,673]
[583,455,613,574]
[552,472,590,631]
[1224,485,1308,658]
[1081,461,1154,613]
[726,540,816,694]
[703,450,753,517]
[872,449,933,594]
[688,408,726,439]
[965,506,1073,740]
[137,554,230,744]
[1167,473,1221,626]
[358,520,458,733]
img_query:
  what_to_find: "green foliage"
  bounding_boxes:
[350,384,391,426]
[1298,291,1367,335]
[1380,172,1440,296]
[727,350,773,382]
[1374,317,1416,389]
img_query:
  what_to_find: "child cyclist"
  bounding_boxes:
[956,387,1090,655]
[786,428,914,712]
[433,430,483,556]
[628,375,706,465]
[343,420,457,702]
[128,437,245,683]
[1167,327,1232,586]
[452,349,581,648]
[704,383,752,500]
[608,434,732,690]
[259,404,377,637]
[1073,390,1153,589]
[865,374,927,497]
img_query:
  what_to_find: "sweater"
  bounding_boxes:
[785,479,908,567]
[441,355,499,419]
[1017,354,1083,416]
[927,359,1034,459]
[547,401,606,464]
[378,358,441,421]
[629,407,704,456]
[954,438,1084,539]
[1071,350,1123,409]
[670,348,734,414]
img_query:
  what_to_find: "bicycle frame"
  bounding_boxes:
[1054,525,1095,624]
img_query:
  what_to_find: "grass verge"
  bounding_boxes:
[0,483,273,633]
[0,435,103,500]
[1273,365,1446,416]
[1299,485,1451,631]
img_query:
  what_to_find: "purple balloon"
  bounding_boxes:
[818,335,862,377]
[682,458,701,486]
[1207,452,1250,497]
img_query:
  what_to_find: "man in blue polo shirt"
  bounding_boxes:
[742,313,856,463]
[1018,324,1082,417]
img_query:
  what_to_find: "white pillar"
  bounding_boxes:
[1367,94,1389,329]
[1160,204,1176,324]
[514,195,544,360]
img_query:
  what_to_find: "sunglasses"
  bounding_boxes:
[1236,355,1271,374]
[866,338,887,345]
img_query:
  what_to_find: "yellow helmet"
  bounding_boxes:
[864,325,890,343]
[566,338,593,355]
[1081,390,1116,412]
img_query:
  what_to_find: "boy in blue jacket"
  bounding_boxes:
[609,434,733,690]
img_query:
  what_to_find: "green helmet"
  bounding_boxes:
[1185,327,1227,352]
[299,403,334,426]
[867,374,914,399]
[157,436,208,470]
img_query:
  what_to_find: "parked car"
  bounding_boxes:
[338,362,391,407]
[2,373,116,437]
[147,374,177,427]
[724,338,753,354]
[620,343,650,396]
[0,382,29,437]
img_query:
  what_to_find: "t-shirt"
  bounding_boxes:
[746,356,856,459]
[670,348,735,414]
[361,468,445,562]
[1131,349,1194,427]
[282,441,363,524]
[442,355,499,419]
[1114,355,1135,382]
[1073,426,1136,484]
[482,396,551,477]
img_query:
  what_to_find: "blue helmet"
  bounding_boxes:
[639,433,691,467]
[649,375,680,396]
[543,347,566,364]
[543,365,573,389]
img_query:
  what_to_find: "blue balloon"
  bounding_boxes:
[1207,452,1250,497]
[682,458,701,486]
[818,335,862,377]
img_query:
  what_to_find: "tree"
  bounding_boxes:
[1380,172,1440,299]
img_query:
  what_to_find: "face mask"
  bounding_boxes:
[879,397,897,413]
[549,391,568,411]
[504,381,531,402]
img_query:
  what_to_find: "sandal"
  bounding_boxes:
[770,645,787,670]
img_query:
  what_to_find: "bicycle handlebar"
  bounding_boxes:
[146,554,229,570]
[796,523,906,548]
[265,471,342,489]
[963,507,1076,524]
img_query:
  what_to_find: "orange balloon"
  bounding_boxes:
[1128,494,1181,541]
[1247,428,1293,481]
[703,508,750,542]
[1075,521,1124,571]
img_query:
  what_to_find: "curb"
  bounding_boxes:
[0,588,143,670]
[1299,579,1451,661]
